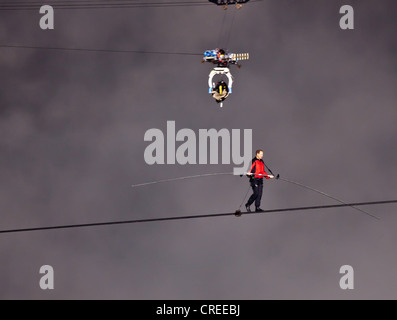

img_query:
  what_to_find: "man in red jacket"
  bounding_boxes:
[245,150,274,212]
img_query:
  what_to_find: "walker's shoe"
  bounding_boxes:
[245,205,251,212]
[255,208,265,213]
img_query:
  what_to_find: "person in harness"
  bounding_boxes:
[212,80,229,103]
[245,150,275,212]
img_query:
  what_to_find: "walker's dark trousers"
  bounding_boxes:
[247,178,264,209]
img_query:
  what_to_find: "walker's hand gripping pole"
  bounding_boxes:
[240,173,280,179]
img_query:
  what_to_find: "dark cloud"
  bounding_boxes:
[0,0,397,299]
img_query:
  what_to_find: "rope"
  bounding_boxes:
[1,200,395,235]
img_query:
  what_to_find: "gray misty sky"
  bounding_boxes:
[0,0,397,300]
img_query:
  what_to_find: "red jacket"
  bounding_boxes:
[249,158,269,179]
